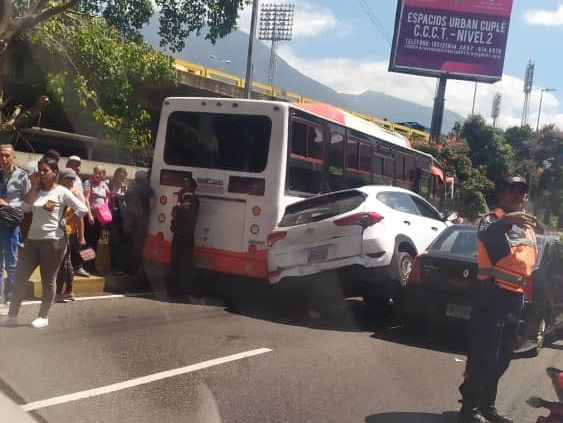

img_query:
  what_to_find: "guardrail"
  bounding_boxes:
[173,58,430,142]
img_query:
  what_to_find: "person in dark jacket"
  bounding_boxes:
[168,176,199,298]
[458,176,538,423]
[122,170,155,274]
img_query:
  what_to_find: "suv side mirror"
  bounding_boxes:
[444,211,459,222]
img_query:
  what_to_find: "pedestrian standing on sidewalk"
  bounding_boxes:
[109,167,128,276]
[55,168,86,302]
[0,145,30,310]
[65,155,90,277]
[0,158,88,328]
[83,165,110,275]
[122,170,154,274]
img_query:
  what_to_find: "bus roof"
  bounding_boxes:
[290,102,413,150]
[162,97,436,161]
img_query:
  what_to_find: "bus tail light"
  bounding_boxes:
[248,244,258,254]
[267,231,287,247]
[334,212,384,229]
[156,231,165,241]
[228,176,265,196]
[408,254,423,285]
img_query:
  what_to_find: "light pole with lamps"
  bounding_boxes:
[536,88,556,131]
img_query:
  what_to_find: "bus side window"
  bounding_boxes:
[358,143,371,174]
[291,121,307,156]
[308,127,323,160]
[327,132,345,191]
[346,140,358,170]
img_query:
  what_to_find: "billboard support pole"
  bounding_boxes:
[430,76,447,140]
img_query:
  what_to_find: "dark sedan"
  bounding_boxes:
[400,225,563,355]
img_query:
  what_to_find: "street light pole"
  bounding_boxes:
[536,88,556,131]
[471,81,478,116]
[244,0,259,99]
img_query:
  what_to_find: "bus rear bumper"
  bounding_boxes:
[143,233,268,279]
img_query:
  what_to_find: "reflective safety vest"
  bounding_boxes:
[477,208,538,293]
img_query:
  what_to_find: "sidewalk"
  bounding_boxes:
[25,269,142,299]
[25,244,147,299]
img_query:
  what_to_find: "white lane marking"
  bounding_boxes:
[21,348,272,412]
[20,292,153,306]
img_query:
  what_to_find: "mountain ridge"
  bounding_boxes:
[141,26,463,131]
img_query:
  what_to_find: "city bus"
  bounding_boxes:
[143,97,449,279]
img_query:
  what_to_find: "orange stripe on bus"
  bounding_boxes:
[143,233,268,279]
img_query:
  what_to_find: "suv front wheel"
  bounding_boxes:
[362,251,414,316]
[395,252,414,286]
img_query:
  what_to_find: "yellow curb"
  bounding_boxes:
[28,268,105,298]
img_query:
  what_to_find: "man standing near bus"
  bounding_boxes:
[0,145,31,309]
[169,177,199,298]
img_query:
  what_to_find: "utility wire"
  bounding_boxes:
[353,0,437,112]
[355,0,392,45]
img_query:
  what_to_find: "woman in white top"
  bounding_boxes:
[0,158,88,328]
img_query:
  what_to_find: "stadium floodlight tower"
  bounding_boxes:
[521,59,535,126]
[258,3,294,88]
[491,92,502,127]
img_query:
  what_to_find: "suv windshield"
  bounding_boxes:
[278,190,366,227]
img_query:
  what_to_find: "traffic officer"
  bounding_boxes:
[458,176,538,423]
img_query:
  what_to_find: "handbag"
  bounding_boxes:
[94,201,113,225]
[0,205,24,228]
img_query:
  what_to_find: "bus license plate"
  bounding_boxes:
[445,303,471,320]
[307,245,328,263]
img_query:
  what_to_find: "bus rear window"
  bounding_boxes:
[164,112,272,173]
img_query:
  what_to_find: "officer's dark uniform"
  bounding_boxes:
[458,178,537,423]
[169,184,200,296]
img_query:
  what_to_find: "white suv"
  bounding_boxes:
[267,186,450,310]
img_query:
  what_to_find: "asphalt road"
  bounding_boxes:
[0,277,561,423]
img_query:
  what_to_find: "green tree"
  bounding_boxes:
[28,15,177,163]
[455,115,515,184]
[1,0,247,152]
[505,124,533,159]
[527,127,563,227]
[1,0,249,55]
[411,134,490,220]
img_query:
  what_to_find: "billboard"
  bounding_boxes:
[389,0,514,83]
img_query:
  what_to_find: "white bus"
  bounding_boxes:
[143,97,448,279]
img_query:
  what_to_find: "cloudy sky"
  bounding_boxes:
[235,1,563,130]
